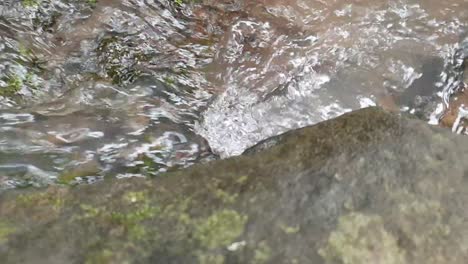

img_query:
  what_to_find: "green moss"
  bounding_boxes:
[319,213,407,264]
[21,0,39,7]
[194,209,247,249]
[24,73,35,86]
[161,197,192,224]
[253,241,272,264]
[17,190,65,211]
[79,204,102,219]
[85,249,114,264]
[0,221,16,244]
[109,204,159,226]
[163,76,176,85]
[86,0,97,7]
[57,172,76,184]
[279,224,300,234]
[78,193,160,243]
[214,189,238,204]
[58,169,97,184]
[139,155,159,175]
[18,45,33,58]
[108,205,159,240]
[171,0,199,6]
[197,252,225,264]
[394,194,453,263]
[127,224,152,241]
[123,191,148,204]
[236,175,249,185]
[1,75,23,97]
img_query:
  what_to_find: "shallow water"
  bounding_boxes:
[0,0,466,189]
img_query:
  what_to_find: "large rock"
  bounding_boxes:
[1,107,468,263]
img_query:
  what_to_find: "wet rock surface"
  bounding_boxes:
[2,107,468,263]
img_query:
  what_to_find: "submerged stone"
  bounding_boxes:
[1,107,468,263]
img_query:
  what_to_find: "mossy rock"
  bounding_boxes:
[2,107,468,263]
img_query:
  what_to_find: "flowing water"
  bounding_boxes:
[0,0,466,189]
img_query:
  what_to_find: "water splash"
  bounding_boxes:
[0,0,466,188]
[196,0,467,156]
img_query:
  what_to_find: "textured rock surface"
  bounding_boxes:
[2,107,468,263]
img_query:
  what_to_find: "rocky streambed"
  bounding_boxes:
[2,107,468,263]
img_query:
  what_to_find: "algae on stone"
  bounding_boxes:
[16,188,66,212]
[391,192,459,263]
[21,0,39,7]
[123,191,148,204]
[77,191,160,243]
[279,223,300,234]
[319,212,407,264]
[84,249,114,264]
[2,108,468,263]
[196,252,225,264]
[213,189,238,204]
[58,161,101,184]
[0,75,22,97]
[0,221,16,244]
[253,241,272,264]
[194,209,247,249]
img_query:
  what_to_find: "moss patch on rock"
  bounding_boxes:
[319,213,407,264]
[253,241,272,264]
[0,75,23,97]
[16,188,67,212]
[0,221,16,244]
[194,209,247,249]
[1,108,468,263]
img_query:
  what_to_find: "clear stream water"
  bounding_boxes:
[0,0,466,189]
